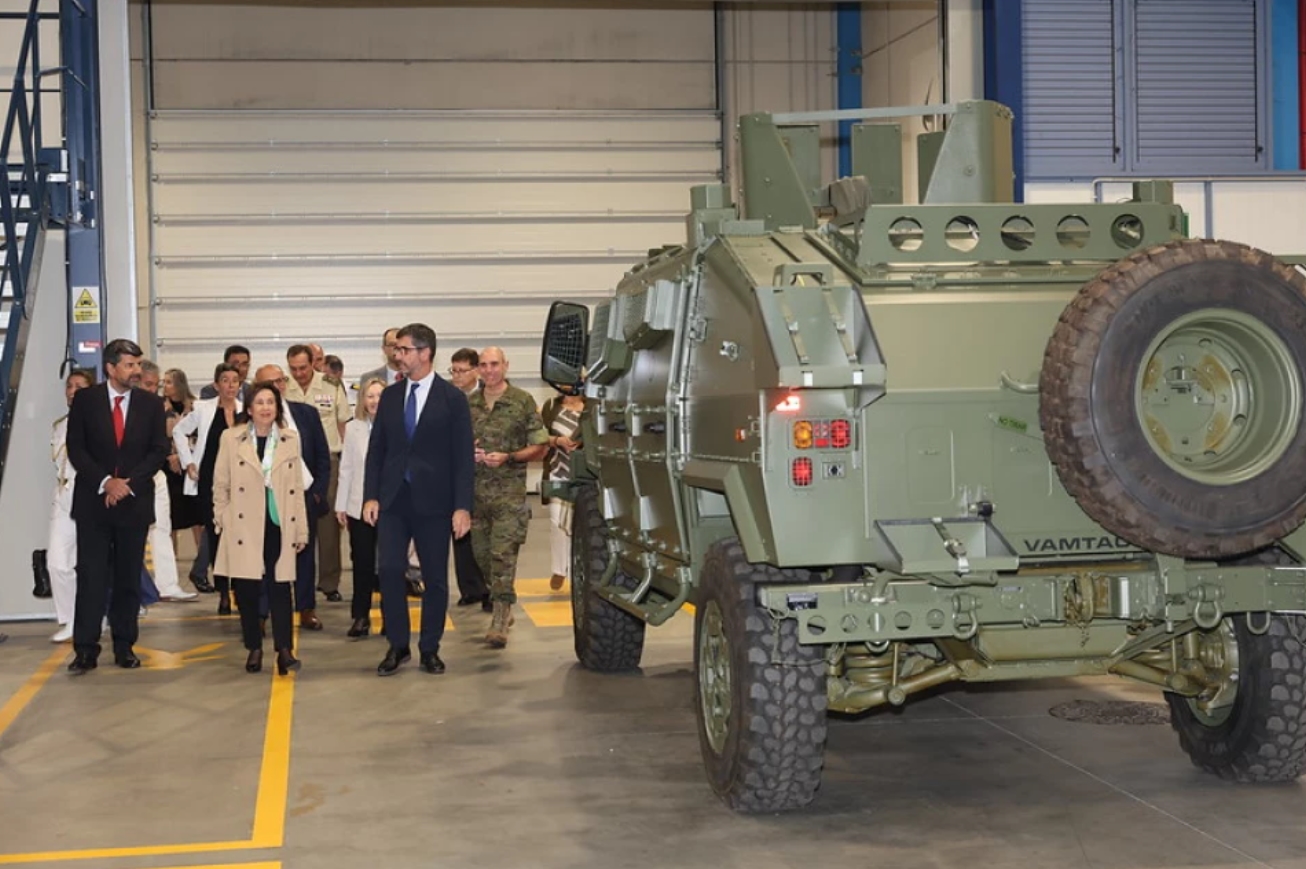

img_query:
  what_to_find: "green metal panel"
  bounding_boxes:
[851,122,903,204]
[922,101,1014,203]
[778,124,822,205]
[916,131,944,201]
[738,113,817,230]
[848,202,1184,268]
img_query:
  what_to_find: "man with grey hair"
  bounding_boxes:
[469,346,548,647]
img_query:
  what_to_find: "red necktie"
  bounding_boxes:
[112,395,125,447]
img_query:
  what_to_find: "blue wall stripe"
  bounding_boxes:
[836,3,862,178]
[983,0,1023,200]
[1271,0,1299,170]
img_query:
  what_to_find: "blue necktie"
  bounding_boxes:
[405,382,420,440]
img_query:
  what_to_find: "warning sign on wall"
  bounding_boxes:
[73,288,99,324]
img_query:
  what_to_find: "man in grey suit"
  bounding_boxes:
[355,328,404,392]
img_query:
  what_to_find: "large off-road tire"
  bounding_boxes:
[1167,615,1306,782]
[570,484,646,671]
[693,537,828,813]
[1041,239,1306,559]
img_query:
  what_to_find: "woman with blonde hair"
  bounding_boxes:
[162,368,202,556]
[337,376,385,638]
[212,381,309,675]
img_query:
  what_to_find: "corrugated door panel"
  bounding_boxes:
[1131,0,1264,172]
[1022,0,1121,178]
[148,110,720,385]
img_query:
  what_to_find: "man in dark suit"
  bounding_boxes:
[65,338,170,673]
[363,322,474,676]
[255,364,331,629]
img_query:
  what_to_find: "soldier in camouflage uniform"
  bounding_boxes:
[469,347,548,647]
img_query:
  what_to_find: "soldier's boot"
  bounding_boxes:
[486,601,513,648]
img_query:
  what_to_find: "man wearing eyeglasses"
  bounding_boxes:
[469,346,549,648]
[446,348,488,608]
[363,324,475,677]
[356,328,405,391]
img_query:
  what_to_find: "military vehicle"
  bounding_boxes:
[539,101,1306,813]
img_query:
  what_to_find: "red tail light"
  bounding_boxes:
[791,457,814,487]
[831,419,851,449]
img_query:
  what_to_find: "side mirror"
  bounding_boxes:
[541,301,589,391]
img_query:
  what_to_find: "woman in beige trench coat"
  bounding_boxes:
[213,382,309,675]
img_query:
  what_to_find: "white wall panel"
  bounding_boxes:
[863,1,941,203]
[720,4,837,190]
[150,1,715,111]
[147,109,719,387]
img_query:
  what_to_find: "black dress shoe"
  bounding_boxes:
[192,575,215,594]
[347,617,371,638]
[377,647,411,676]
[68,653,97,675]
[323,590,343,603]
[420,652,446,675]
[276,650,301,676]
[217,593,232,616]
[480,595,493,613]
[406,579,425,598]
[114,651,142,669]
[246,649,263,673]
[455,595,476,607]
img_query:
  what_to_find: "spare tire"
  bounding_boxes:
[1041,239,1306,559]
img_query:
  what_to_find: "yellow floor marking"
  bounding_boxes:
[518,600,573,628]
[250,672,295,848]
[0,648,66,742]
[515,577,569,597]
[368,605,455,631]
[0,652,296,863]
[135,642,227,670]
[132,863,280,869]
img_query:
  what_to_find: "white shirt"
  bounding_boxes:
[107,384,131,422]
[405,369,435,424]
[278,405,315,490]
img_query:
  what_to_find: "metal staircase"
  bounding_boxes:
[0,0,101,487]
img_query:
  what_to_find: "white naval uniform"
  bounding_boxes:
[47,416,77,626]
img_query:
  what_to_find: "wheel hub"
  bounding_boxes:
[1186,620,1240,726]
[698,600,732,755]
[1136,309,1301,484]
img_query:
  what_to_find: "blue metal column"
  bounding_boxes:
[60,0,105,371]
[982,0,1023,200]
[1271,0,1300,169]
[836,3,862,178]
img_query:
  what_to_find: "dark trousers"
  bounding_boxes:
[294,499,318,612]
[377,483,451,655]
[348,516,378,621]
[189,530,211,582]
[73,520,149,656]
[206,522,229,595]
[233,519,292,651]
[452,531,487,601]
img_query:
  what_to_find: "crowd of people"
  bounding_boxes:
[41,324,583,677]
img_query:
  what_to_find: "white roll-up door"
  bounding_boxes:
[144,3,721,388]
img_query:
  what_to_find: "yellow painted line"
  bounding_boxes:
[518,601,573,628]
[515,577,569,597]
[137,864,279,869]
[250,674,294,848]
[0,648,66,742]
[0,649,297,863]
[368,606,455,631]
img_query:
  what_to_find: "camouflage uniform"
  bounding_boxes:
[469,382,548,604]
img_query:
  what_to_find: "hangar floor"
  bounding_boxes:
[3,509,1306,869]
